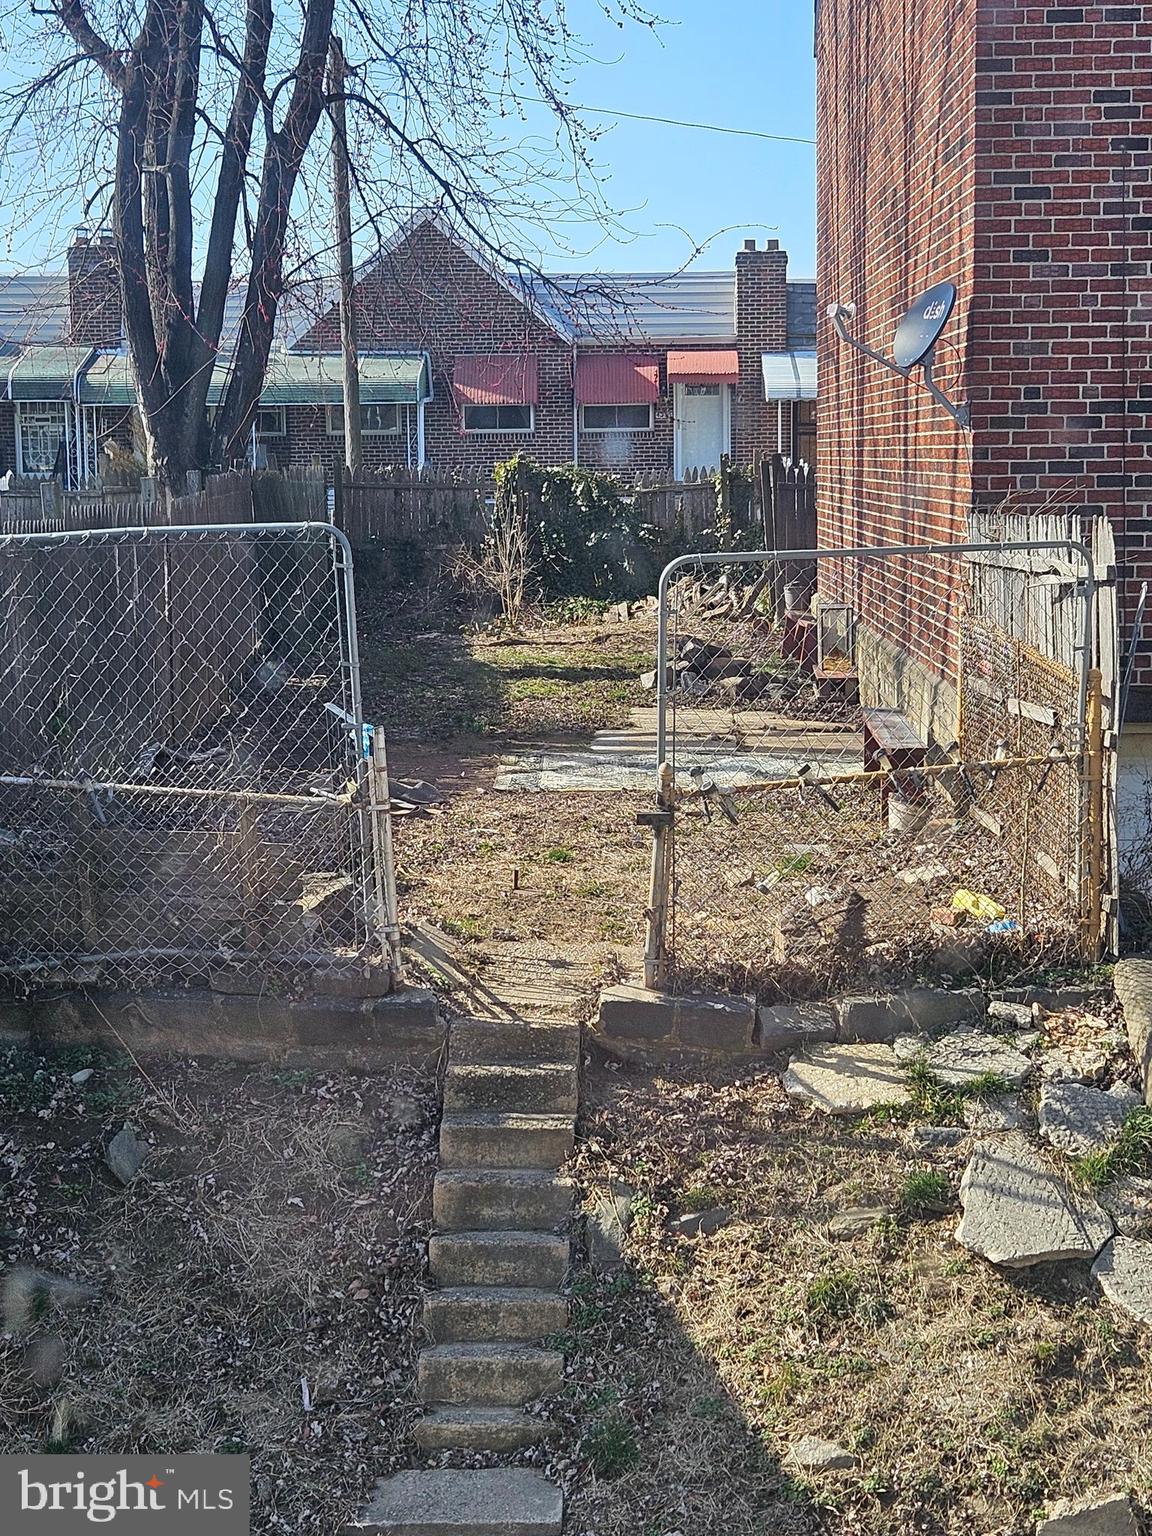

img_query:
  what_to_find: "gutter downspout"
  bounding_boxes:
[571,343,578,466]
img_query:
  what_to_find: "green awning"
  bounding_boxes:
[259,352,430,406]
[5,346,92,401]
[77,350,136,406]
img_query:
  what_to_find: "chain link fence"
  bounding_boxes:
[646,537,1104,999]
[0,521,396,994]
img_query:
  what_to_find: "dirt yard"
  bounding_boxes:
[0,1039,437,1535]
[555,1038,1152,1536]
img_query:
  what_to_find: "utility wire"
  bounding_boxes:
[519,97,815,146]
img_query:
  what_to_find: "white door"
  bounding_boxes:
[675,383,729,478]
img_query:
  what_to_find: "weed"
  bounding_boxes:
[899,1168,951,1212]
[1072,1106,1152,1187]
[580,1413,645,1474]
[86,1077,144,1115]
[574,879,609,899]
[681,1183,724,1213]
[804,1269,862,1321]
[545,846,575,864]
[688,1395,729,1420]
[771,852,814,879]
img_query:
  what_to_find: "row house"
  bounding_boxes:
[0,215,817,486]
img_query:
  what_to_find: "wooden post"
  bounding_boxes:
[328,36,362,476]
[369,725,404,980]
[642,761,675,990]
[1084,666,1105,962]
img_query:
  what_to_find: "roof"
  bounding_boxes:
[762,350,817,401]
[527,271,738,343]
[5,345,91,400]
[259,352,430,406]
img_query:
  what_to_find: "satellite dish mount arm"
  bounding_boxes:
[826,301,970,431]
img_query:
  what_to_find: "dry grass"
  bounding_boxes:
[0,1042,437,1534]
[556,1056,1152,1536]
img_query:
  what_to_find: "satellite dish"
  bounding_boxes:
[892,281,957,370]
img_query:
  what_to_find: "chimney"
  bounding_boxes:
[67,225,123,346]
[734,237,790,462]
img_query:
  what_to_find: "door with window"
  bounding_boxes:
[674,383,729,478]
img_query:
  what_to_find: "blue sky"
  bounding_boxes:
[535,1,816,276]
[0,0,816,280]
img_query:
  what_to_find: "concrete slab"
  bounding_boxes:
[1092,1235,1152,1324]
[955,1132,1114,1267]
[1038,1081,1140,1156]
[1036,1492,1138,1536]
[782,1043,910,1116]
[924,1030,1032,1089]
[962,1095,1026,1133]
[350,1468,562,1535]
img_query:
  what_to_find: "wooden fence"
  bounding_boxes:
[333,466,488,548]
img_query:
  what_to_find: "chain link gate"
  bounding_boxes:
[644,538,1104,998]
[0,521,399,992]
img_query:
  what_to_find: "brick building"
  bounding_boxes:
[0,215,818,485]
[816,0,1152,737]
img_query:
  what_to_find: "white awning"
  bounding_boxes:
[762,349,817,401]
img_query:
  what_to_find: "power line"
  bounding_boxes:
[521,97,815,146]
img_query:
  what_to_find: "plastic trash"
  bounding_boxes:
[951,888,1006,924]
[986,917,1020,934]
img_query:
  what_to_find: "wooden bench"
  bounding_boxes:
[862,706,928,809]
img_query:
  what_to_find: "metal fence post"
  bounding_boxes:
[369,726,404,980]
[1084,665,1105,962]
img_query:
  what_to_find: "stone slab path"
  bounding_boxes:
[348,948,581,1534]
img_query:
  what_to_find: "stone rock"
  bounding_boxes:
[70,1068,95,1085]
[910,1126,967,1152]
[827,1206,893,1240]
[1042,1044,1111,1084]
[104,1124,146,1185]
[1100,1177,1152,1237]
[892,1035,924,1063]
[783,1043,910,1116]
[955,1132,1114,1267]
[785,1435,856,1472]
[388,1093,424,1130]
[669,1207,730,1238]
[21,1335,66,1390]
[587,1185,634,1267]
[1036,1491,1139,1535]
[1038,1082,1140,1156]
[988,1000,1033,1028]
[758,1003,837,1054]
[1115,955,1152,1102]
[1015,1031,1042,1052]
[1092,1236,1152,1324]
[1,1269,98,1333]
[962,1095,1026,1133]
[897,863,950,885]
[924,1031,1032,1089]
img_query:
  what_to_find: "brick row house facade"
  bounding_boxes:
[0,215,817,486]
[816,0,1152,797]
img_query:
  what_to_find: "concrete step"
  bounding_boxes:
[429,1230,569,1289]
[434,1169,574,1232]
[443,1062,578,1115]
[417,1343,564,1406]
[424,1286,568,1344]
[439,1113,574,1171]
[451,1017,581,1068]
[347,1468,562,1535]
[413,1406,553,1453]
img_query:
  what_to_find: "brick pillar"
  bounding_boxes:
[67,226,123,346]
[734,239,789,463]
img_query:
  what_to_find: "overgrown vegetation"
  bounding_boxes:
[1074,1106,1152,1188]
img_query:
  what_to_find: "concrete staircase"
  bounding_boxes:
[348,1015,579,1535]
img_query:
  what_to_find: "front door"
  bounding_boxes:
[675,383,729,478]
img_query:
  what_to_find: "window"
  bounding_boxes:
[792,400,816,466]
[17,402,67,474]
[256,405,286,437]
[580,403,653,432]
[684,383,720,398]
[327,403,401,435]
[461,404,534,433]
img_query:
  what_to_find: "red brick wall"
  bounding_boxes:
[66,235,123,346]
[816,0,977,699]
[735,242,790,462]
[971,1,1152,687]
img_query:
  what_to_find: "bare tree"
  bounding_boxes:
[1,0,659,491]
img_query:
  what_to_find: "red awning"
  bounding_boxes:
[667,348,739,384]
[452,353,539,405]
[574,353,660,405]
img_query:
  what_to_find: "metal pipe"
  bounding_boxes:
[0,772,352,808]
